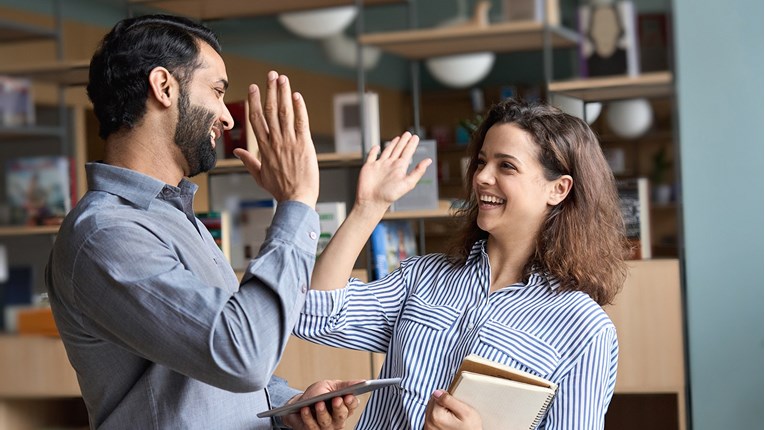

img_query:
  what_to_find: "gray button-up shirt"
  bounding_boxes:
[46,162,319,429]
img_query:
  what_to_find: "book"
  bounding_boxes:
[389,139,439,212]
[5,156,72,226]
[447,354,558,430]
[333,91,380,155]
[617,177,651,259]
[0,75,34,127]
[221,100,258,159]
[315,202,346,256]
[236,199,277,270]
[196,211,232,262]
[578,1,640,77]
[369,220,418,280]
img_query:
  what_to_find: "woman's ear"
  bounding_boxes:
[548,175,573,206]
[148,67,174,108]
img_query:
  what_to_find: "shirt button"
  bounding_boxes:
[468,324,475,329]
[309,231,317,240]
[301,284,307,293]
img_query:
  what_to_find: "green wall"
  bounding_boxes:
[673,0,764,428]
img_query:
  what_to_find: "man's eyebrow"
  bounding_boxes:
[217,79,229,90]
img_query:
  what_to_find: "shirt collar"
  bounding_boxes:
[86,162,198,210]
[469,239,561,291]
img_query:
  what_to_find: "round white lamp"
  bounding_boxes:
[278,6,357,39]
[606,98,653,139]
[425,52,495,88]
[551,93,602,124]
[321,33,381,70]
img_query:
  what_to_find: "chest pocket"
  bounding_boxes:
[399,294,462,331]
[477,319,561,377]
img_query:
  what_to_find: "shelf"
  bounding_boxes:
[359,21,579,59]
[548,72,674,102]
[0,225,60,237]
[130,0,404,19]
[211,152,364,174]
[0,18,56,44]
[0,125,65,139]
[0,335,80,398]
[0,60,90,86]
[383,199,455,220]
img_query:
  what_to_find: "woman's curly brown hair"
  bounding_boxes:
[447,98,630,305]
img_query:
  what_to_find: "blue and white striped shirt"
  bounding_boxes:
[295,240,618,429]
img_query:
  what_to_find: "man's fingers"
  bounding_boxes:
[293,91,311,141]
[263,70,280,139]
[232,148,263,184]
[277,74,296,140]
[247,84,269,148]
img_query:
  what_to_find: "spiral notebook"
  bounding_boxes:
[447,354,558,430]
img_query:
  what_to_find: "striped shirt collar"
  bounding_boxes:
[467,239,561,291]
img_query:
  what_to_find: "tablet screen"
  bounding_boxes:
[257,377,402,418]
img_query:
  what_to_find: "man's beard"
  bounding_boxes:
[174,87,217,177]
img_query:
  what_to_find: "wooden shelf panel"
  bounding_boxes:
[548,72,674,102]
[0,336,80,398]
[130,0,404,19]
[0,225,60,237]
[211,152,363,174]
[0,19,56,44]
[0,60,89,86]
[383,199,454,220]
[0,125,65,139]
[359,21,579,59]
[604,259,684,392]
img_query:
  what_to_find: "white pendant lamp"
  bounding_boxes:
[278,6,358,39]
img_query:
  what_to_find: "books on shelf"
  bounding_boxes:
[221,100,258,159]
[196,211,232,262]
[333,91,380,155]
[235,198,277,270]
[315,202,346,256]
[369,220,418,280]
[5,155,72,226]
[390,139,439,212]
[0,75,34,127]
[617,177,651,259]
[447,354,558,430]
[578,0,640,77]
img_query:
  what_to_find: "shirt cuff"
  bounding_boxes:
[302,287,348,317]
[268,201,321,255]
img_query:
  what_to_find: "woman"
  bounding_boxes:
[295,98,629,429]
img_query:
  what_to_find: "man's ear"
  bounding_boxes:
[148,67,174,108]
[548,175,573,206]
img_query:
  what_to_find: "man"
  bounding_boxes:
[46,14,358,430]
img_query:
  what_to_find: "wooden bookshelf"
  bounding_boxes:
[211,152,364,174]
[0,18,56,43]
[0,60,89,86]
[359,21,579,59]
[0,125,65,140]
[548,72,674,102]
[0,225,60,237]
[383,199,455,220]
[129,0,404,19]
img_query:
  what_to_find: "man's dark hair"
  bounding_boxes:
[87,14,221,140]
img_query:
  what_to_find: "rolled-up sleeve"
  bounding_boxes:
[294,263,414,354]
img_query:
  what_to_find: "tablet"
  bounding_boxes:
[257,377,402,418]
